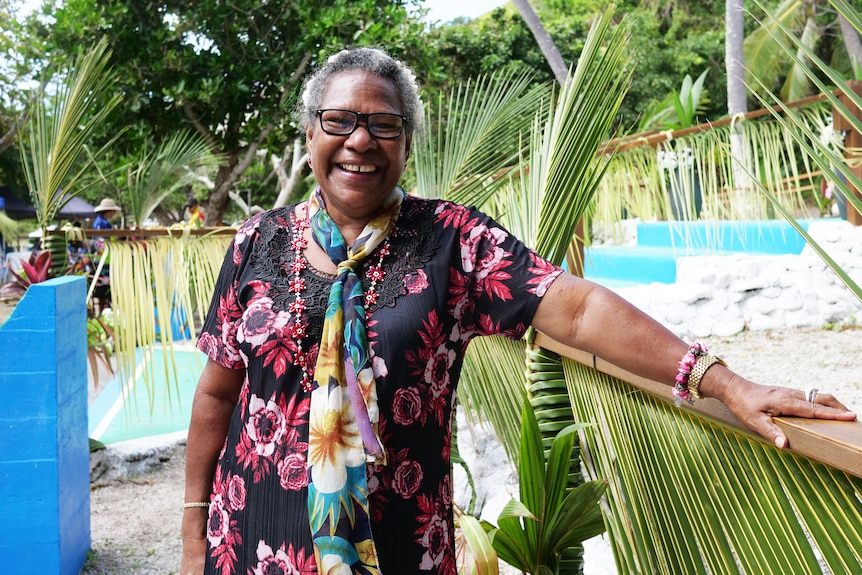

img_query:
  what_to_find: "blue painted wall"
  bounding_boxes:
[0,277,90,575]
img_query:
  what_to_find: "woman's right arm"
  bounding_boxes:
[180,358,244,575]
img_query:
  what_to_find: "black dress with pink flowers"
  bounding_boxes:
[197,195,563,575]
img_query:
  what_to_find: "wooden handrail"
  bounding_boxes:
[598,92,831,156]
[47,227,239,238]
[533,331,862,478]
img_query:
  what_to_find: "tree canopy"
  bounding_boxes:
[2,0,861,220]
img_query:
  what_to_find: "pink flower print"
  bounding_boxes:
[418,512,451,571]
[239,297,289,347]
[231,216,260,264]
[392,459,424,499]
[392,386,423,426]
[245,394,286,457]
[404,268,429,294]
[460,224,508,280]
[251,540,300,575]
[207,495,231,548]
[277,451,309,491]
[526,253,563,296]
[226,474,247,512]
[424,345,455,392]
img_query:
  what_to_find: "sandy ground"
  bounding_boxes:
[78,325,862,575]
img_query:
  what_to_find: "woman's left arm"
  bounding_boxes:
[531,273,857,448]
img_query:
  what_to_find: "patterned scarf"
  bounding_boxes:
[306,185,404,574]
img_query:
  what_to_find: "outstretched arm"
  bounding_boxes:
[531,273,856,448]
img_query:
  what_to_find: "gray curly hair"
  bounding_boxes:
[296,47,424,137]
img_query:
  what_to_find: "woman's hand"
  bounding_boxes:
[180,534,207,575]
[714,373,857,448]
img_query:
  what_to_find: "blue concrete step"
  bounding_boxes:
[583,245,689,284]
[583,219,821,286]
[635,219,811,254]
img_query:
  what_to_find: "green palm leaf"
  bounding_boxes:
[744,0,862,303]
[564,358,862,574]
[413,67,548,207]
[743,0,805,97]
[109,234,232,403]
[120,131,222,226]
[19,38,122,233]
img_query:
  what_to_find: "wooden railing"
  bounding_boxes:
[534,331,862,479]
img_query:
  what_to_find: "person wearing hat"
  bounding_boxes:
[93,198,120,230]
[184,197,205,229]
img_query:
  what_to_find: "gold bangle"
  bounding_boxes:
[687,353,727,399]
[183,501,211,509]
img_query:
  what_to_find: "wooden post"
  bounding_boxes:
[832,80,862,225]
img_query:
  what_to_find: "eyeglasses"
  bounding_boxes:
[316,109,408,139]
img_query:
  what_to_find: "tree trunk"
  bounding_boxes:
[272,138,309,208]
[204,124,276,224]
[511,0,569,86]
[838,12,862,75]
[726,0,756,218]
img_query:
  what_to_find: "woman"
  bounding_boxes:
[181,47,855,575]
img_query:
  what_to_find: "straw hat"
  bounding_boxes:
[94,198,121,213]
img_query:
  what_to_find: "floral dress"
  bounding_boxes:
[197,195,563,575]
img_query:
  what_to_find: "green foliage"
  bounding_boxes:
[486,401,607,575]
[18,37,122,232]
[638,69,710,131]
[421,5,588,106]
[26,0,430,221]
[615,3,725,132]
[113,130,221,227]
[745,0,862,305]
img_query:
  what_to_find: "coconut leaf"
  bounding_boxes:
[19,38,122,233]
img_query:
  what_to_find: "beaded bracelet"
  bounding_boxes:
[672,342,726,407]
[183,501,211,509]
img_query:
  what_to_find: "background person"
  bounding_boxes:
[180,47,856,575]
[92,198,121,230]
[184,197,205,228]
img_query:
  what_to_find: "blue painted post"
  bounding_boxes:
[0,276,90,575]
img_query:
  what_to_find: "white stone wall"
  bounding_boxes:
[610,220,862,338]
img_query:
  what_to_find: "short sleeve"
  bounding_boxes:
[436,202,564,341]
[196,216,261,369]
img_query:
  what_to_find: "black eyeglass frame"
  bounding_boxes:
[316,109,409,139]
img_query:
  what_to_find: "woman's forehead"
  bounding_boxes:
[320,71,402,111]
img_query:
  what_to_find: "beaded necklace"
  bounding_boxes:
[287,204,391,391]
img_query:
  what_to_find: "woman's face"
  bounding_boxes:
[306,70,411,226]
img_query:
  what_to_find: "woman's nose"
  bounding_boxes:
[344,121,377,151]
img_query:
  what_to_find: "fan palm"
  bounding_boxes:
[108,131,222,227]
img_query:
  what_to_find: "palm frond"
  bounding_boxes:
[743,0,862,303]
[532,11,633,265]
[412,68,549,207]
[123,131,222,226]
[108,234,233,405]
[743,0,805,95]
[0,210,18,245]
[19,38,122,232]
[564,358,862,574]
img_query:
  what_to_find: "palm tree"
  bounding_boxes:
[727,0,756,217]
[414,9,633,574]
[19,37,121,238]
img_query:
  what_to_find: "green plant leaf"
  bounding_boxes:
[457,514,499,575]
